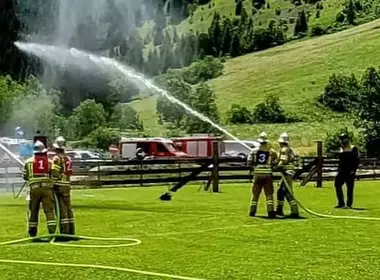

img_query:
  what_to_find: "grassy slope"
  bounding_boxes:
[132,19,380,154]
[178,0,344,36]
[1,181,380,279]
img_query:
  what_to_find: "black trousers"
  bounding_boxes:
[334,171,355,207]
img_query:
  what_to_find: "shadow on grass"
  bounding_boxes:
[349,207,368,211]
[1,203,233,216]
[255,215,308,220]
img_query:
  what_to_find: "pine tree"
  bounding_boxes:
[197,33,212,56]
[221,19,233,55]
[230,32,241,57]
[208,12,222,56]
[235,0,243,15]
[129,35,144,71]
[172,46,182,68]
[240,17,255,53]
[294,10,308,36]
[160,31,173,73]
[134,8,143,27]
[182,0,189,19]
[252,0,266,10]
[153,25,165,45]
[146,49,161,76]
[170,0,183,24]
[240,7,248,25]
[173,27,180,44]
[0,0,25,79]
[155,4,167,29]
[346,0,356,25]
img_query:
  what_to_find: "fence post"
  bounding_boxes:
[212,141,219,193]
[316,141,323,188]
[97,161,101,186]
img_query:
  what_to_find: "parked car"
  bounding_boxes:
[66,150,101,161]
[221,140,260,159]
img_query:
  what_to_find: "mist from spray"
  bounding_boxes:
[21,0,155,88]
[15,42,253,151]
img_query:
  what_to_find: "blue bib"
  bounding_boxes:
[255,151,270,165]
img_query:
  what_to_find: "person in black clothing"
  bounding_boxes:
[334,133,360,209]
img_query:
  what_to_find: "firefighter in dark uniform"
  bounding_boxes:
[334,133,359,208]
[275,133,300,218]
[247,132,278,218]
[23,140,56,237]
[52,136,76,235]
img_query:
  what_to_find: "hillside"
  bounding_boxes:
[132,19,380,154]
[3,0,380,153]
[178,0,345,36]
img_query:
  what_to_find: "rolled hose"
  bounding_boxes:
[279,172,380,221]
[0,192,206,280]
[0,178,379,280]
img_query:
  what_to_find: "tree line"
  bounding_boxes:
[318,66,380,156]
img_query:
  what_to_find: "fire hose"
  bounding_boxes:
[1,145,380,279]
[0,193,206,280]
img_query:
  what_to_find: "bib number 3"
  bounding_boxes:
[256,151,269,164]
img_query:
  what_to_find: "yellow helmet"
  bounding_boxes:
[257,132,268,143]
[53,136,66,150]
[278,132,289,144]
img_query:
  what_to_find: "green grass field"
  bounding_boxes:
[132,19,380,154]
[1,181,380,279]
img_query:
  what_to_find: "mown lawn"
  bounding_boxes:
[1,181,380,279]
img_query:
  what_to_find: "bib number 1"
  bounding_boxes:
[33,157,49,174]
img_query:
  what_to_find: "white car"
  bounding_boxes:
[66,150,101,161]
[221,140,260,158]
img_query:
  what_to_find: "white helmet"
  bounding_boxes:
[278,132,289,144]
[33,140,47,154]
[53,136,66,150]
[257,132,268,143]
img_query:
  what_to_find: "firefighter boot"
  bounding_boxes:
[268,211,276,219]
[28,227,37,238]
[266,199,276,219]
[289,200,301,218]
[276,204,284,216]
[249,201,258,217]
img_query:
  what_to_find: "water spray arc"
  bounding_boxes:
[13,42,380,223]
[3,41,380,278]
[14,42,253,151]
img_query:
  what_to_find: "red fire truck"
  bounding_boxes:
[172,135,222,157]
[119,138,188,159]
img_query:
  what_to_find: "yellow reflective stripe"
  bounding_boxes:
[51,164,61,171]
[29,177,51,184]
[55,181,70,186]
[280,155,288,161]
[27,163,33,180]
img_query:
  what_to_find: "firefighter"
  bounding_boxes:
[334,133,359,208]
[23,140,56,237]
[275,133,300,218]
[52,136,75,235]
[247,132,278,218]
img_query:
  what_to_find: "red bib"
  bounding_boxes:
[33,155,49,174]
[64,157,73,176]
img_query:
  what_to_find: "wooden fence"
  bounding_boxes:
[2,141,380,193]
